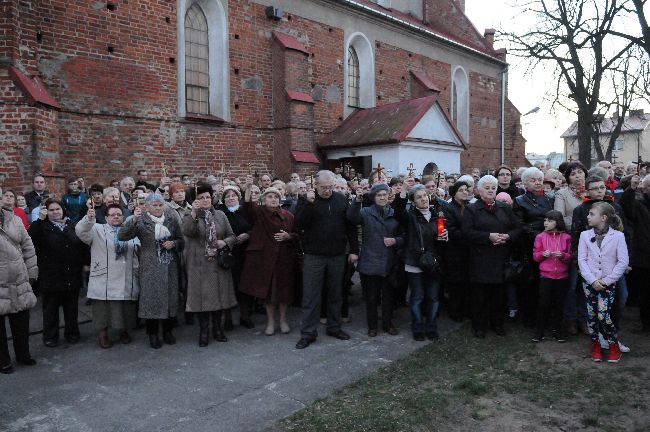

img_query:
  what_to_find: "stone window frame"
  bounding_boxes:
[344,32,375,117]
[177,0,230,121]
[347,46,361,108]
[450,65,469,141]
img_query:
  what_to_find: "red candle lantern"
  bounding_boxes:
[436,211,446,239]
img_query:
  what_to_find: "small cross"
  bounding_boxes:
[161,163,168,178]
[407,163,416,177]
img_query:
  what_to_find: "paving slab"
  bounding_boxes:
[1,284,461,432]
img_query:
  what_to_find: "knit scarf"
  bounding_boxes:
[202,209,219,259]
[111,225,128,260]
[148,213,173,264]
[51,218,67,231]
[570,185,585,200]
[149,213,171,240]
[593,226,609,248]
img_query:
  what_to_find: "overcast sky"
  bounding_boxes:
[464,0,581,155]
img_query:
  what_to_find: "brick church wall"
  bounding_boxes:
[1,0,525,191]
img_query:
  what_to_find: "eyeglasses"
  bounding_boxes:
[497,172,511,177]
[317,185,334,190]
[196,196,212,200]
[588,186,607,191]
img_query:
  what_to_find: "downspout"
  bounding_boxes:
[500,66,508,165]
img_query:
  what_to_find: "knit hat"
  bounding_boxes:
[261,186,282,200]
[368,183,389,200]
[195,184,213,197]
[495,192,513,205]
[448,181,469,198]
[222,185,241,201]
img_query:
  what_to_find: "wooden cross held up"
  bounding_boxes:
[407,163,416,177]
[375,163,385,179]
[248,162,259,181]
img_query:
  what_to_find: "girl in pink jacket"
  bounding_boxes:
[532,210,571,343]
[578,202,629,363]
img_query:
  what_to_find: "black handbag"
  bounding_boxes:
[216,246,235,269]
[415,217,440,275]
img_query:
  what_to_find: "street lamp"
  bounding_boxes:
[522,106,540,116]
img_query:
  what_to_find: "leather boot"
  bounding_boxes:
[98,328,113,349]
[224,309,234,331]
[212,311,227,342]
[199,315,209,347]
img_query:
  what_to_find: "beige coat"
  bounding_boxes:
[182,209,237,312]
[75,216,141,301]
[0,208,38,315]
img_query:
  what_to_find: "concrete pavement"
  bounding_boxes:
[1,286,459,432]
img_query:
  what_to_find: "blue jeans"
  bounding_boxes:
[564,262,587,321]
[407,272,440,333]
[612,275,628,330]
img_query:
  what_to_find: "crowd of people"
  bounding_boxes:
[1,159,649,374]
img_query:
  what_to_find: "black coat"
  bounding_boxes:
[25,190,50,213]
[462,200,522,284]
[216,204,252,285]
[513,191,554,245]
[294,192,359,256]
[28,219,85,293]
[620,189,650,269]
[444,199,470,283]
[392,195,447,268]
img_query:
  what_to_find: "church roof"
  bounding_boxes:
[319,96,465,149]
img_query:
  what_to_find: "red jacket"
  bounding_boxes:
[533,231,572,279]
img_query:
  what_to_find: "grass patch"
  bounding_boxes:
[278,324,650,432]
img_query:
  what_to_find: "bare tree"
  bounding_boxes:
[609,0,650,56]
[502,0,639,167]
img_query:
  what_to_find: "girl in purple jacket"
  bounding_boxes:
[578,202,629,363]
[532,210,571,343]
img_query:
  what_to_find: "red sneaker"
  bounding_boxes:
[591,341,602,362]
[608,342,622,363]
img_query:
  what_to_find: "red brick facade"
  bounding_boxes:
[0,0,525,193]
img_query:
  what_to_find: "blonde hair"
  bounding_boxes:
[591,202,623,231]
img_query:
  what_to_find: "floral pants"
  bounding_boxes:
[583,283,617,344]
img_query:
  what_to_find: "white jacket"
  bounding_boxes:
[75,216,140,300]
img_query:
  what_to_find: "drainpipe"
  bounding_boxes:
[500,66,508,165]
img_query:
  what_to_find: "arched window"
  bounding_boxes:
[344,32,375,117]
[185,4,209,115]
[347,46,360,108]
[451,66,469,141]
[177,0,229,120]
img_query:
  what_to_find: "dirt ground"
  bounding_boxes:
[277,308,650,432]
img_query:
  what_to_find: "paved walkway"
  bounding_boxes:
[1,285,459,432]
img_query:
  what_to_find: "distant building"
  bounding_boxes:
[561,110,650,165]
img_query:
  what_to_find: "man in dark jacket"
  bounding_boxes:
[620,174,650,333]
[24,175,49,219]
[294,170,359,349]
[495,165,524,201]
